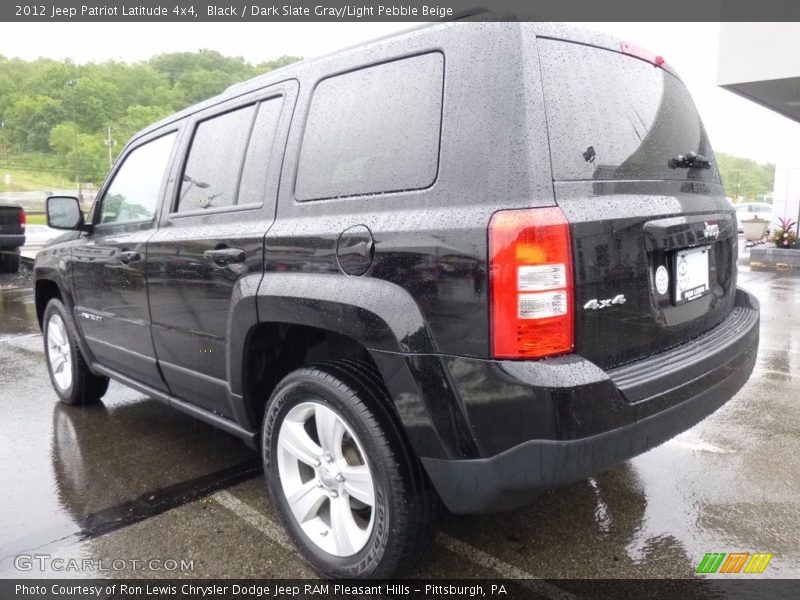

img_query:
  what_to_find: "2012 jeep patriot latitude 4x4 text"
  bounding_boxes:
[35,22,759,578]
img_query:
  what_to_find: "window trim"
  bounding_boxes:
[294,50,445,203]
[169,201,264,219]
[92,128,180,230]
[170,92,284,218]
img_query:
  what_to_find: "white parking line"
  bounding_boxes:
[0,332,40,344]
[213,490,295,552]
[670,439,735,454]
[214,490,579,600]
[436,533,580,600]
[758,345,800,356]
[752,366,795,378]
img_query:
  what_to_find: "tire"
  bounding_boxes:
[0,250,21,273]
[43,298,109,405]
[262,360,440,578]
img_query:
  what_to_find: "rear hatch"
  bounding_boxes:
[537,37,737,369]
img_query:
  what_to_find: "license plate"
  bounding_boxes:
[673,245,710,303]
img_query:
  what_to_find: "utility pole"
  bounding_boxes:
[105,125,115,170]
[735,170,740,201]
[0,119,8,165]
[66,79,81,199]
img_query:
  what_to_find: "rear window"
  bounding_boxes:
[296,52,444,201]
[538,39,718,183]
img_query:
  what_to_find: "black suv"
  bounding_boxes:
[34,22,759,578]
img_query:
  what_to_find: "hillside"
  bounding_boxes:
[0,51,300,187]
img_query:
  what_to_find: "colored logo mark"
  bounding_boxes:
[696,552,773,574]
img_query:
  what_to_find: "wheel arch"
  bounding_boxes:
[227,273,455,460]
[35,278,63,329]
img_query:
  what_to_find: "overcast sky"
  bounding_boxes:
[0,21,797,164]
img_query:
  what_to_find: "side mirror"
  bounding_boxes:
[47,196,86,231]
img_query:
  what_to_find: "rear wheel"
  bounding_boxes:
[262,361,439,578]
[0,250,21,273]
[43,299,109,405]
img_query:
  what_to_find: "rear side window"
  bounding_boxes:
[296,52,444,201]
[177,105,256,212]
[238,98,284,205]
[99,132,176,225]
[538,39,718,182]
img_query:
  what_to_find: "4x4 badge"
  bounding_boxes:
[583,295,626,310]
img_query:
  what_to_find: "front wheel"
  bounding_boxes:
[43,298,109,405]
[262,361,439,578]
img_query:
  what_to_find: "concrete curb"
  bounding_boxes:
[750,246,800,271]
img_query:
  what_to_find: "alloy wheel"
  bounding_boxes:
[46,314,73,391]
[276,401,376,556]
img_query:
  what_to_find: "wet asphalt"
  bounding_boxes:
[0,256,798,588]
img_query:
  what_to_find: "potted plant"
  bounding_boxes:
[741,215,770,241]
[771,217,798,249]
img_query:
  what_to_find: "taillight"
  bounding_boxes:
[489,207,574,359]
[19,208,26,230]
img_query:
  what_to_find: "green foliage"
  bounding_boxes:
[116,105,174,142]
[150,49,259,104]
[0,50,301,186]
[5,94,64,152]
[716,152,775,202]
[48,122,108,183]
[175,69,239,105]
[255,55,304,73]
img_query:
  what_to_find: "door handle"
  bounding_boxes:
[117,250,141,264]
[204,247,246,266]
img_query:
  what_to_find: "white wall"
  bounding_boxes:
[773,148,800,229]
[719,24,800,85]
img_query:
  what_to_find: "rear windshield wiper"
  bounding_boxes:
[668,151,711,170]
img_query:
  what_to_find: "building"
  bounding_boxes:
[718,23,800,228]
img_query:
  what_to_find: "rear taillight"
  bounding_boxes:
[489,207,574,359]
[19,209,26,230]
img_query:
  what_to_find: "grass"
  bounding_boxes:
[26,213,47,225]
[0,167,73,193]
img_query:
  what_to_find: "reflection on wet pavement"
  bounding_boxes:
[0,267,798,580]
[0,332,257,565]
[0,287,39,338]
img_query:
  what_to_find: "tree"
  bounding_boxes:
[150,49,253,85]
[6,95,63,152]
[99,62,182,110]
[0,50,303,186]
[255,55,302,74]
[49,122,107,183]
[114,104,173,146]
[175,69,240,105]
[59,75,121,131]
[716,152,775,201]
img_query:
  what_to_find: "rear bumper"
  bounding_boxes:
[422,288,759,514]
[0,233,25,249]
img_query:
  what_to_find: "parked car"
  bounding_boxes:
[0,203,26,273]
[33,22,759,578]
[23,224,62,256]
[735,202,773,232]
